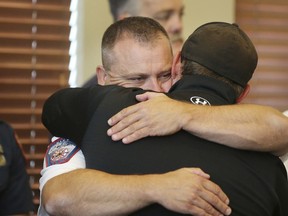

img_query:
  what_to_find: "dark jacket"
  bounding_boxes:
[42,75,288,216]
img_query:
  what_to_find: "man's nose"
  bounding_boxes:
[147,80,165,92]
[168,14,183,34]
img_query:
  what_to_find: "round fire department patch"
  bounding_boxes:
[46,138,79,166]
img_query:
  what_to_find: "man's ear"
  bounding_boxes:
[236,84,250,103]
[96,65,108,85]
[171,51,182,84]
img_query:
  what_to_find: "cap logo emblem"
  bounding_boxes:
[190,96,211,106]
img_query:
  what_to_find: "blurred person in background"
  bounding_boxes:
[108,0,184,55]
[0,120,34,215]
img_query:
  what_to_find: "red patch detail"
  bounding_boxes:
[45,138,79,167]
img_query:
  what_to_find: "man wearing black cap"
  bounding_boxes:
[42,21,288,215]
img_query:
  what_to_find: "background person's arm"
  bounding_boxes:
[107,92,288,156]
[42,168,231,216]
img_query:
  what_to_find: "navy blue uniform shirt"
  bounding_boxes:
[0,121,34,215]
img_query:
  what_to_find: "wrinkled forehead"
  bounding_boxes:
[117,31,168,46]
[102,30,171,68]
[112,33,172,59]
[110,36,173,74]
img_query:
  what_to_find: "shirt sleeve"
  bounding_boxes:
[38,137,86,215]
[39,137,86,191]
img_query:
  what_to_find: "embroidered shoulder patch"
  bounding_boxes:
[190,96,211,106]
[46,138,79,166]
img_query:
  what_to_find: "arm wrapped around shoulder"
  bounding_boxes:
[42,87,91,144]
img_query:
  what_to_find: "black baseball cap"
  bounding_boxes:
[181,22,258,87]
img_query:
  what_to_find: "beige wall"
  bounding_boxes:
[75,0,235,86]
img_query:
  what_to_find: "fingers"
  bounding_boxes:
[201,181,231,215]
[184,168,231,215]
[108,112,147,142]
[107,105,139,135]
[108,120,139,142]
[107,101,152,142]
[190,168,210,179]
[184,199,225,216]
[186,187,231,216]
[108,92,164,127]
[135,93,149,101]
[109,92,162,127]
[135,92,165,102]
[111,124,147,143]
[108,108,129,127]
[156,168,232,216]
[108,93,170,142]
[122,128,148,144]
[108,103,140,127]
